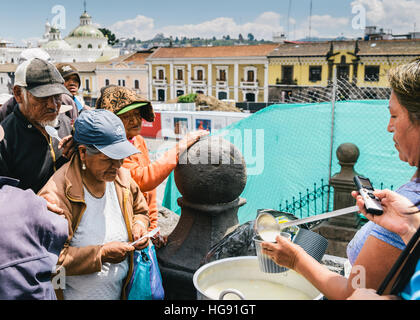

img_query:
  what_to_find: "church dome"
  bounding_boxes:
[68,25,105,39]
[66,10,105,39]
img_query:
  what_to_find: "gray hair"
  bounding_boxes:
[75,143,101,156]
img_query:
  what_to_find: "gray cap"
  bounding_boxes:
[14,58,71,98]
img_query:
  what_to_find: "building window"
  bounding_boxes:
[105,79,110,86]
[85,79,90,92]
[282,66,294,84]
[219,69,226,81]
[197,70,204,81]
[78,44,82,49]
[118,79,126,87]
[245,93,256,102]
[247,70,255,82]
[177,90,184,97]
[177,69,183,81]
[158,69,165,80]
[218,91,228,100]
[88,44,93,49]
[309,66,322,82]
[158,89,165,102]
[134,80,140,89]
[365,66,380,82]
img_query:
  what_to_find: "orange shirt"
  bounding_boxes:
[123,135,178,231]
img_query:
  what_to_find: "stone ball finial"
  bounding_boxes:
[174,136,247,205]
[336,143,360,164]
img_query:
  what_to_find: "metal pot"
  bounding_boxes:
[193,256,323,300]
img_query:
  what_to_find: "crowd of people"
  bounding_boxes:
[0,49,208,300]
[0,48,419,300]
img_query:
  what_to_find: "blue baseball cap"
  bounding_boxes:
[74,109,140,160]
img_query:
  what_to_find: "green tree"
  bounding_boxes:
[99,28,119,46]
[247,33,255,41]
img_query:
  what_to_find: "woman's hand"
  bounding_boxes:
[352,189,420,243]
[261,235,304,270]
[151,233,168,249]
[100,242,134,264]
[132,222,149,251]
[177,130,210,155]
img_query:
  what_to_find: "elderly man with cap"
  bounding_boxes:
[0,124,69,300]
[0,48,53,123]
[0,58,74,193]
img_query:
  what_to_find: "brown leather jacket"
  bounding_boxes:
[38,155,150,300]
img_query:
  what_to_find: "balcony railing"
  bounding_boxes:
[240,81,259,89]
[190,79,207,87]
[216,80,228,87]
[153,79,167,86]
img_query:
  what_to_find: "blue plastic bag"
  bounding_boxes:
[127,244,165,300]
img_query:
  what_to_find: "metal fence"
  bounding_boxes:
[279,179,395,224]
[276,73,394,221]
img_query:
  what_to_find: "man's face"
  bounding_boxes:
[64,75,80,96]
[14,86,62,127]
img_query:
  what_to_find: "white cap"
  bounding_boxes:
[0,93,13,105]
[18,48,52,65]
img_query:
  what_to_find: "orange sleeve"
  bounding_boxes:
[123,136,179,193]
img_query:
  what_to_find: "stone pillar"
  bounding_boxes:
[157,136,247,300]
[329,143,360,228]
[313,143,362,258]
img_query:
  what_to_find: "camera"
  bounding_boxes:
[353,176,383,215]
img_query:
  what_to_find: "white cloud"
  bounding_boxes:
[109,12,283,41]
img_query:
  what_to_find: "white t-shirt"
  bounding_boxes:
[63,182,130,300]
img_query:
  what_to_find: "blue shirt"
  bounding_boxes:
[400,259,420,300]
[347,179,420,265]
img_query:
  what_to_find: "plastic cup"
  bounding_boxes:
[254,232,292,274]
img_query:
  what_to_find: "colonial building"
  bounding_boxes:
[268,39,420,103]
[146,44,278,102]
[96,50,153,99]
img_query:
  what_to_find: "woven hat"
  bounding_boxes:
[96,86,155,122]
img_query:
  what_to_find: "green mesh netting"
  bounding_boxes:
[162,100,415,225]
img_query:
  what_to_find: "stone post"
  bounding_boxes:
[329,143,360,228]
[313,143,361,258]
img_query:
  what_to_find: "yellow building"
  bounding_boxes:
[146,44,278,103]
[268,39,420,102]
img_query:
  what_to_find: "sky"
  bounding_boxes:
[1,0,420,46]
